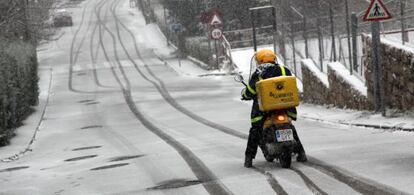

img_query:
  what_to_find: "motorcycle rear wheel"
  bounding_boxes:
[279,150,292,168]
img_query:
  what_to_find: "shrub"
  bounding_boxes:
[0,37,38,146]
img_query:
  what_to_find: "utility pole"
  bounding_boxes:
[363,0,391,116]
[271,7,277,55]
[372,21,386,116]
[316,0,324,71]
[23,0,31,42]
[345,0,353,74]
[250,10,257,52]
[329,3,336,62]
[351,13,358,74]
[204,0,213,68]
[400,0,408,44]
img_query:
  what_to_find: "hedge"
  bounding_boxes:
[0,37,39,146]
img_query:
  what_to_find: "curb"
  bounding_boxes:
[301,116,414,132]
[1,68,53,162]
[187,56,209,70]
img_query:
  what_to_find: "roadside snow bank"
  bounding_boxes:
[299,103,414,131]
[0,68,52,162]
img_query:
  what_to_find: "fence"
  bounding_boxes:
[220,36,237,71]
[278,0,414,81]
[145,0,237,71]
[222,0,414,81]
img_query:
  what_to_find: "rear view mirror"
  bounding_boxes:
[234,74,244,83]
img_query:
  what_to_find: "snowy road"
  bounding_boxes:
[1,0,414,194]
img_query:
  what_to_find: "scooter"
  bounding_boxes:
[235,74,297,168]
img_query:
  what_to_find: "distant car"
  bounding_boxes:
[53,9,73,27]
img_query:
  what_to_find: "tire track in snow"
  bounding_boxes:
[148,51,408,194]
[252,167,288,195]
[110,2,288,194]
[68,0,96,93]
[291,167,328,195]
[89,0,174,185]
[109,1,410,195]
[88,9,112,89]
[113,5,411,195]
[95,1,233,194]
[69,0,116,93]
[305,157,410,195]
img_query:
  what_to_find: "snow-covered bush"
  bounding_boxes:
[0,37,39,146]
[185,36,211,67]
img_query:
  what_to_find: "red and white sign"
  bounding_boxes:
[363,0,392,21]
[209,14,223,27]
[211,28,223,40]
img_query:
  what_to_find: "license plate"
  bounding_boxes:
[275,129,294,142]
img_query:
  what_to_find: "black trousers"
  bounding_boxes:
[245,123,305,158]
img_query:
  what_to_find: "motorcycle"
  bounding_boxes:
[235,74,297,168]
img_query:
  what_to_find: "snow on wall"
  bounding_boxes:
[328,62,367,96]
[301,59,329,88]
[381,36,414,55]
[301,59,373,110]
[301,59,330,105]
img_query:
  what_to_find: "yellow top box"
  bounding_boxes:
[256,76,300,111]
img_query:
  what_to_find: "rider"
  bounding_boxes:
[241,49,307,168]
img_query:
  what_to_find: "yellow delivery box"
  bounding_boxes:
[256,76,300,111]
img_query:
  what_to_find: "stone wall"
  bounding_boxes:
[327,65,373,110]
[301,61,330,105]
[362,35,414,111]
[301,34,414,112]
[301,60,374,110]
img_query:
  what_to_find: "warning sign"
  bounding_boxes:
[363,0,392,21]
[209,14,223,27]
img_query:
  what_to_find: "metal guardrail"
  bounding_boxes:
[221,36,237,72]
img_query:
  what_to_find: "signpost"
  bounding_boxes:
[363,0,392,116]
[208,11,223,69]
[169,22,184,67]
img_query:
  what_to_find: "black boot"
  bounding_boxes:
[295,142,307,162]
[297,151,307,162]
[244,156,253,168]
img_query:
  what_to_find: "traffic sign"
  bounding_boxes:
[209,14,223,27]
[169,23,184,34]
[201,10,223,24]
[211,28,223,40]
[363,0,392,21]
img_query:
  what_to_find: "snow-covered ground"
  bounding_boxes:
[1,0,414,194]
